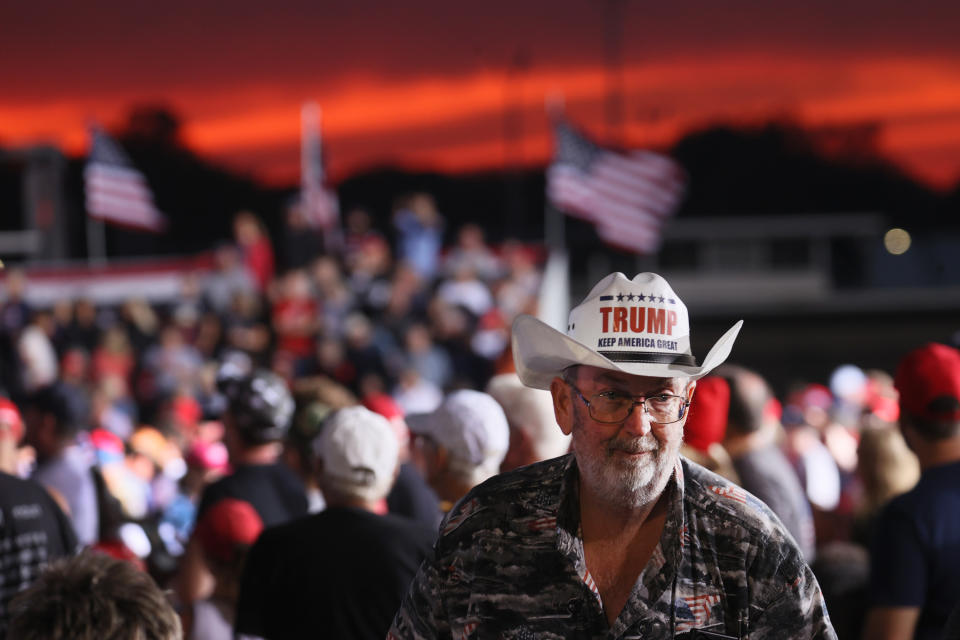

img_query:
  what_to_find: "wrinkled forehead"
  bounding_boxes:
[565,365,690,393]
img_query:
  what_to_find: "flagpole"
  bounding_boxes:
[544,93,566,253]
[86,216,107,266]
[539,93,569,331]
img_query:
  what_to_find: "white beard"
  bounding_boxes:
[571,415,677,510]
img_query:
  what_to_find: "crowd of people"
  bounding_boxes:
[0,192,957,640]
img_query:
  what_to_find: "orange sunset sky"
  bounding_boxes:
[2,1,960,189]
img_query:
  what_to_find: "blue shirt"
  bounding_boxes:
[870,460,960,640]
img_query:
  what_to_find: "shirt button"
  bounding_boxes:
[567,598,582,614]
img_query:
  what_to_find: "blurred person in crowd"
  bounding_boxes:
[17,310,59,393]
[233,210,275,293]
[0,397,77,636]
[92,324,136,395]
[346,225,393,309]
[119,296,160,355]
[222,290,271,364]
[485,372,571,472]
[470,307,511,362]
[162,436,230,547]
[407,389,509,512]
[393,192,444,281]
[204,242,258,317]
[7,551,182,640]
[193,311,224,360]
[342,312,390,393]
[185,499,263,640]
[49,298,74,356]
[392,272,834,639]
[392,367,442,416]
[60,298,100,354]
[282,400,333,513]
[236,406,434,640]
[57,347,92,430]
[852,423,919,547]
[783,383,844,513]
[863,343,960,640]
[175,369,307,606]
[719,364,816,561]
[0,267,32,397]
[310,254,355,337]
[493,239,541,318]
[341,206,386,273]
[314,335,357,389]
[429,297,490,389]
[271,268,319,376]
[379,263,429,329]
[143,323,204,400]
[199,367,306,523]
[280,201,323,271]
[677,375,740,483]
[0,267,31,338]
[23,383,99,546]
[364,392,440,530]
[436,263,494,318]
[402,322,452,390]
[442,222,502,282]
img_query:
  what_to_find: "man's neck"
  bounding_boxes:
[915,437,960,472]
[578,483,670,627]
[233,442,281,466]
[578,481,664,539]
[324,496,383,513]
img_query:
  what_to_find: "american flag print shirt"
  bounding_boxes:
[389,455,836,640]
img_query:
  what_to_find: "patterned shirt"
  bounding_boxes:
[390,454,835,639]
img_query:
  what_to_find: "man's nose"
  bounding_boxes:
[621,402,653,438]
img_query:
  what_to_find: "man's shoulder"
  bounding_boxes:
[458,455,569,507]
[438,455,570,540]
[880,462,960,523]
[681,457,791,542]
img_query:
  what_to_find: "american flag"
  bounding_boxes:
[547,121,685,254]
[84,127,166,232]
[300,102,339,230]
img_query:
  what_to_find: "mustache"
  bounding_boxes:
[607,436,659,455]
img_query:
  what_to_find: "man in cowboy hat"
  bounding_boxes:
[390,272,835,639]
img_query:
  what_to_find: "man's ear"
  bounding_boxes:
[685,380,697,402]
[550,377,574,436]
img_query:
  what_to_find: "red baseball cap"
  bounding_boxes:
[362,393,404,421]
[194,498,264,564]
[0,398,23,442]
[895,343,960,421]
[684,376,730,453]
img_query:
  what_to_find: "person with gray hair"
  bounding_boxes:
[235,406,435,640]
[7,551,182,640]
[391,272,834,639]
[407,390,509,511]
[486,372,571,471]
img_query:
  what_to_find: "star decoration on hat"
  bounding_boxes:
[616,293,624,301]
[658,295,665,303]
[627,293,635,301]
[638,293,646,301]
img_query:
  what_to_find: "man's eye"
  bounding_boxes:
[649,394,672,402]
[596,391,628,401]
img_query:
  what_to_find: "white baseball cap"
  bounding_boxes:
[315,406,399,498]
[512,272,743,389]
[406,390,509,470]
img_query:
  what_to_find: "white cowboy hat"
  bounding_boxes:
[512,272,743,389]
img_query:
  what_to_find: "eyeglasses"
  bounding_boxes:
[566,381,690,424]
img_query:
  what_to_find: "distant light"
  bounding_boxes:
[884,228,911,255]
